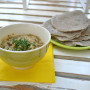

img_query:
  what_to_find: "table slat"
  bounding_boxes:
[54,46,90,59]
[0,76,90,90]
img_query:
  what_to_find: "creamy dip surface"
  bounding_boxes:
[0,34,43,51]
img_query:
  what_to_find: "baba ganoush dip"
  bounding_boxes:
[0,34,44,51]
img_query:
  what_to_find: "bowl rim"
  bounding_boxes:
[0,23,51,53]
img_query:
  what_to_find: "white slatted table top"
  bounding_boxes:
[0,0,90,90]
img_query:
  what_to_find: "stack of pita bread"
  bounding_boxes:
[43,10,90,46]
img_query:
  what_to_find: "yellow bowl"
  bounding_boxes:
[0,23,51,70]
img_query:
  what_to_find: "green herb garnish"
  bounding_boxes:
[12,38,36,51]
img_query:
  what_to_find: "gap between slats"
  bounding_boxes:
[54,59,90,80]
[0,14,50,23]
[32,0,80,3]
[0,7,71,12]
[0,8,63,17]
[0,76,90,90]
[0,21,42,28]
[0,19,43,24]
[54,55,90,62]
[0,3,85,13]
[0,13,52,17]
[0,2,82,8]
[55,72,90,81]
[0,76,87,90]
[0,8,84,14]
[0,0,80,4]
[0,3,83,9]
[0,8,89,14]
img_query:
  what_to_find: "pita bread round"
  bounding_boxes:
[43,19,82,39]
[73,41,90,46]
[53,36,72,41]
[72,25,90,41]
[62,40,90,46]
[81,25,90,36]
[51,10,90,32]
[72,36,90,42]
[43,19,63,36]
[62,41,75,46]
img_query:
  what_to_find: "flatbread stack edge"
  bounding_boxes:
[43,10,90,46]
[43,19,83,41]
